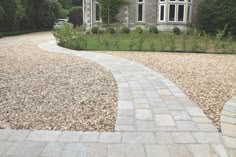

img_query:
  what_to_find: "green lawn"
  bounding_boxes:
[56,30,236,54]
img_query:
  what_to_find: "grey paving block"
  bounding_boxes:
[192,117,212,123]
[8,130,30,141]
[187,144,212,157]
[221,115,236,124]
[185,107,206,117]
[115,125,135,131]
[136,121,155,131]
[108,144,146,157]
[55,131,81,142]
[196,124,218,132]
[26,130,61,142]
[145,91,160,98]
[145,145,172,157]
[222,136,236,149]
[156,132,174,144]
[0,129,15,140]
[212,144,229,157]
[167,105,184,111]
[155,114,175,127]
[224,105,236,113]
[135,109,153,120]
[117,109,134,116]
[171,111,191,120]
[122,132,155,144]
[176,121,199,131]
[193,132,222,144]
[61,143,89,157]
[87,144,108,157]
[171,132,196,144]
[135,103,150,109]
[0,141,12,156]
[40,142,65,157]
[99,132,122,144]
[134,99,149,104]
[153,108,170,114]
[79,132,99,143]
[229,149,236,157]
[116,116,134,125]
[148,98,163,103]
[168,145,192,157]
[156,127,178,132]
[118,101,133,109]
[5,141,47,157]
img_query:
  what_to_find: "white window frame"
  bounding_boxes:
[137,0,145,22]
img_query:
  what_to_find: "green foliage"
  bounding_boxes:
[134,27,143,34]
[53,23,86,49]
[190,28,201,52]
[0,6,4,22]
[173,27,181,35]
[197,0,236,35]
[0,0,66,32]
[0,0,17,31]
[121,27,130,33]
[58,0,72,9]
[149,26,159,34]
[99,0,128,24]
[91,27,100,34]
[54,27,236,54]
[106,27,116,34]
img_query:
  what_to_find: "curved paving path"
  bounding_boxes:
[0,40,233,157]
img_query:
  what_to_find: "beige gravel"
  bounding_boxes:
[102,51,236,129]
[0,32,118,131]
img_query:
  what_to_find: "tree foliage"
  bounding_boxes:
[98,0,128,24]
[197,0,236,35]
[0,0,69,32]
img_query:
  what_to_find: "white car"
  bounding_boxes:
[53,19,72,29]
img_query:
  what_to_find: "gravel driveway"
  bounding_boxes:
[0,32,118,131]
[102,51,236,129]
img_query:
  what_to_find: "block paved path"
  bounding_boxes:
[0,39,234,157]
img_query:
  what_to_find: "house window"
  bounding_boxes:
[159,5,165,22]
[169,5,175,21]
[95,0,101,22]
[137,0,144,22]
[159,0,192,23]
[178,5,184,21]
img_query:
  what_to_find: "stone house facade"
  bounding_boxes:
[83,0,201,31]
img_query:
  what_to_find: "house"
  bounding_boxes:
[83,0,201,31]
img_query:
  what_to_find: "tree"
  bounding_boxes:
[58,0,72,9]
[99,0,128,24]
[197,0,236,35]
[0,0,17,31]
[0,6,4,22]
[72,0,82,6]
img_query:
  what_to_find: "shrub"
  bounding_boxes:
[134,27,143,34]
[106,27,116,34]
[149,26,159,34]
[0,33,2,38]
[91,26,99,34]
[121,27,130,33]
[173,27,181,35]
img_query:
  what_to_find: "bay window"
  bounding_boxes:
[158,0,192,23]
